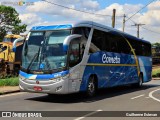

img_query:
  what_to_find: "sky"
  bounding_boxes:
[0,0,160,43]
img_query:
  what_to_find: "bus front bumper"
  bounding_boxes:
[19,77,69,94]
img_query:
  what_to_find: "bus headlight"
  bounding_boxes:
[62,74,69,79]
[50,74,69,82]
[50,76,61,82]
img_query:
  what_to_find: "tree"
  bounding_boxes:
[152,42,160,47]
[0,5,27,41]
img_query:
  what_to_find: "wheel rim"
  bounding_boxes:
[88,78,95,95]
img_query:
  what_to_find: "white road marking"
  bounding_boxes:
[74,109,102,120]
[0,92,25,98]
[131,94,145,99]
[149,88,160,102]
[145,97,150,98]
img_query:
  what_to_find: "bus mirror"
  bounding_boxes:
[12,37,24,52]
[63,34,82,52]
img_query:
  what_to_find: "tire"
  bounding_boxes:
[133,74,143,88]
[86,76,96,97]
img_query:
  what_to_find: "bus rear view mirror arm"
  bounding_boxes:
[12,37,24,52]
[63,34,82,52]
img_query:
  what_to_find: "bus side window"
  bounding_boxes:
[109,36,118,53]
[69,43,80,67]
[118,36,131,54]
[89,29,104,53]
[142,43,151,56]
[72,27,91,39]
[104,34,110,52]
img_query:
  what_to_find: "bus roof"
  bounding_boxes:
[31,21,150,44]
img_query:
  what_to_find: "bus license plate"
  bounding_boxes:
[33,86,42,91]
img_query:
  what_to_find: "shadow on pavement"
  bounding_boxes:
[26,83,160,104]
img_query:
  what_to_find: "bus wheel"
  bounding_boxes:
[86,76,96,97]
[133,74,143,88]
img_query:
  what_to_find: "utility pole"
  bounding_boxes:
[122,14,126,32]
[112,9,116,28]
[131,23,145,38]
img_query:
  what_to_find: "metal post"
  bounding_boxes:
[112,9,116,28]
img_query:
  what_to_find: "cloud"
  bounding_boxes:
[17,0,160,43]
[26,1,58,15]
[148,1,160,10]
[25,1,143,26]
[26,0,99,15]
[81,0,99,10]
[138,1,160,26]
[123,4,143,14]
[19,13,43,29]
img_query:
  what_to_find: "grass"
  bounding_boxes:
[152,68,160,77]
[0,77,19,86]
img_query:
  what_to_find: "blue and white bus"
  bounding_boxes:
[19,21,152,96]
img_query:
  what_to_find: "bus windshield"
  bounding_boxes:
[22,30,71,72]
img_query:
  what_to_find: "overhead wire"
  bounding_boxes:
[42,0,160,35]
[125,0,156,22]
[141,26,160,34]
[126,16,160,35]
[42,0,123,17]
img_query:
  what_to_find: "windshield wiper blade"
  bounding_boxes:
[26,53,38,73]
[26,47,40,73]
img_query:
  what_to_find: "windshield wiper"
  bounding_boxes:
[26,47,40,73]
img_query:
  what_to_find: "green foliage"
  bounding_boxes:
[0,77,19,86]
[0,5,27,41]
[152,43,160,47]
[152,68,160,77]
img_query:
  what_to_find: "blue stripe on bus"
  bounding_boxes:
[31,24,72,31]
[19,70,69,80]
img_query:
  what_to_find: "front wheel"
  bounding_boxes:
[86,76,96,97]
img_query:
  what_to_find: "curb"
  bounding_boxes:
[0,90,20,95]
[152,78,160,80]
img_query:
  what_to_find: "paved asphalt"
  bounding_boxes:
[0,80,160,120]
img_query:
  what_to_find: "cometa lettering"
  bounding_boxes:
[102,54,120,64]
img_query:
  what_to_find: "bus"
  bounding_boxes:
[19,21,152,97]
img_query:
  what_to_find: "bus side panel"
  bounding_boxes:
[80,52,139,91]
[138,56,152,82]
[80,65,110,91]
[79,66,96,91]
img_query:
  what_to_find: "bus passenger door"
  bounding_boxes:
[68,38,83,93]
